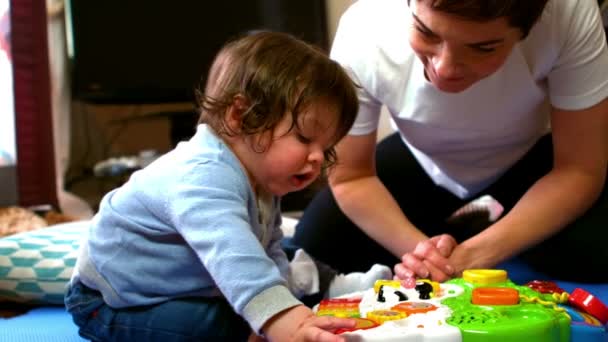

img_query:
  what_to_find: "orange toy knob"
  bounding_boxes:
[472,287,519,305]
[392,301,438,315]
[335,318,380,334]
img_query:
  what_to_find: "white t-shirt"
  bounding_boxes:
[332,0,608,199]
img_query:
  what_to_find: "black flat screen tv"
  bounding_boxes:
[65,1,329,104]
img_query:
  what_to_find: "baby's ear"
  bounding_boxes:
[225,95,249,131]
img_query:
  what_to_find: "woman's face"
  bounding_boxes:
[409,0,522,93]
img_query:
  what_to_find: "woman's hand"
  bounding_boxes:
[393,234,457,282]
[446,239,495,275]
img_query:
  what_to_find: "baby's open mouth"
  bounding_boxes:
[292,173,313,187]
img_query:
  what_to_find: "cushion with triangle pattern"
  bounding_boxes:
[0,221,88,304]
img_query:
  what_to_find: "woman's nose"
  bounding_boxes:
[433,44,464,79]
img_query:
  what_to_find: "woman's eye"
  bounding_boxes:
[473,46,496,53]
[415,25,434,38]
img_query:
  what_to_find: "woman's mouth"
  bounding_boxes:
[426,66,469,93]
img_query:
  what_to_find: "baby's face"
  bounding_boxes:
[245,100,339,196]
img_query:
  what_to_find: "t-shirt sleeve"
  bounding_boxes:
[330,0,383,136]
[548,0,608,110]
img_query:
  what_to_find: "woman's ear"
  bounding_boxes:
[225,95,249,132]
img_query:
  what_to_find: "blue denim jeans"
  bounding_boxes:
[65,280,251,341]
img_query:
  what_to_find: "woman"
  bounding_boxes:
[292,0,608,283]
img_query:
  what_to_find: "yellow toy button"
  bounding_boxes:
[366,310,407,323]
[463,269,507,285]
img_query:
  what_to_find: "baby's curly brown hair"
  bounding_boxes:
[196,31,358,168]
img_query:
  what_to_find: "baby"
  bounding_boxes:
[65,31,389,341]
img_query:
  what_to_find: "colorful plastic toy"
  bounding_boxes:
[316,269,608,342]
[563,305,607,342]
[568,288,608,324]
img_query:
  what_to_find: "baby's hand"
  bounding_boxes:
[394,234,457,283]
[292,315,356,342]
[263,305,355,342]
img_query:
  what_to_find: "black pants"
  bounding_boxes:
[291,133,608,282]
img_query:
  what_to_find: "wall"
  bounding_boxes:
[326,0,356,43]
[65,1,360,169]
[47,0,94,217]
[326,0,394,142]
[51,0,393,212]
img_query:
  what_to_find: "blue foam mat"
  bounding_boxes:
[0,307,85,342]
[498,258,608,304]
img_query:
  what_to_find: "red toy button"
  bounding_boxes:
[568,288,608,324]
[526,280,565,294]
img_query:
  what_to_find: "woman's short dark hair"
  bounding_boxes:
[197,31,358,167]
[412,0,550,38]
